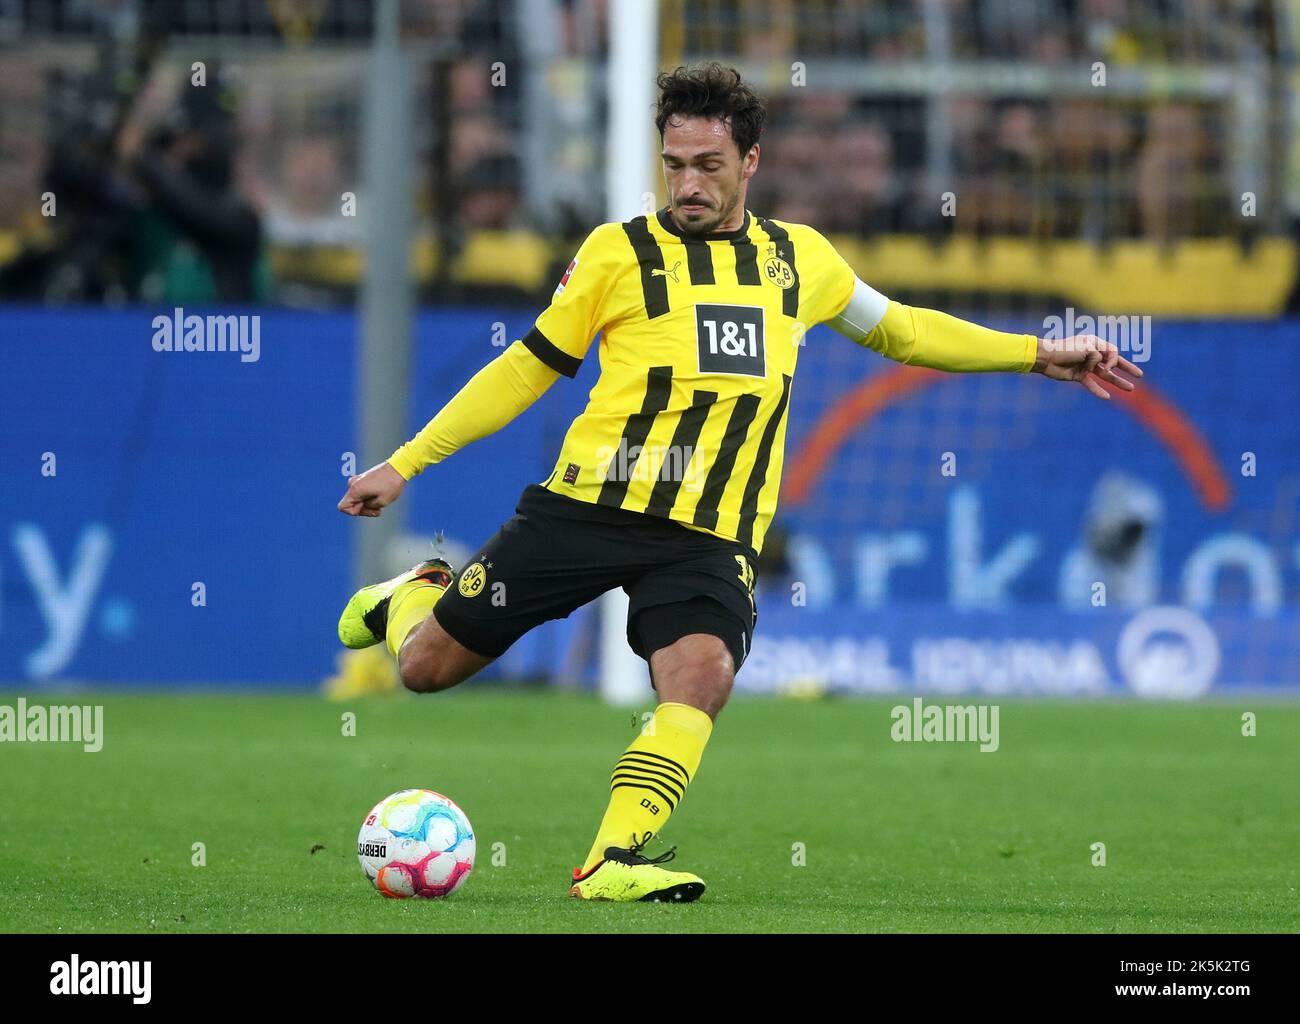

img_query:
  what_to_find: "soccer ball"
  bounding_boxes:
[357,789,476,899]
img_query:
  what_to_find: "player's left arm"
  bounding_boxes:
[826,278,1142,400]
[803,225,1142,399]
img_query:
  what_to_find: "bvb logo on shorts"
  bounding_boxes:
[735,554,756,622]
[762,256,795,290]
[458,562,487,599]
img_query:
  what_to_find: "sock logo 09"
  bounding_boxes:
[580,702,713,875]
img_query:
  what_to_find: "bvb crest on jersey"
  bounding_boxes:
[763,255,795,290]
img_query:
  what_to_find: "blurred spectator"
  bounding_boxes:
[265,135,359,247]
[459,153,525,230]
[0,0,1284,309]
[122,70,267,302]
[962,102,1048,238]
[2,59,266,303]
[3,61,148,302]
[830,122,909,235]
[1135,103,1226,243]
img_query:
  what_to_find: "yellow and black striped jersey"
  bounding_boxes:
[521,207,856,556]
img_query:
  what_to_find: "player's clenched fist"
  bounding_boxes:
[338,461,406,517]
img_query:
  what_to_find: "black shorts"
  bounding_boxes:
[433,484,757,671]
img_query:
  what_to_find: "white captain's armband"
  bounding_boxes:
[827,277,891,342]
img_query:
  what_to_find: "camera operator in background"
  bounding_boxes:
[115,67,268,304]
[2,61,266,304]
[0,60,144,302]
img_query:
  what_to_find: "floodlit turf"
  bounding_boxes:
[0,689,1297,933]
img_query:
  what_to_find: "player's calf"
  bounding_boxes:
[396,614,491,694]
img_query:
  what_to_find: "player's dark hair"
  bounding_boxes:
[654,63,766,157]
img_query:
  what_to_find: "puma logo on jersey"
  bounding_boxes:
[651,260,682,284]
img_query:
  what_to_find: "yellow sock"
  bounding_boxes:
[580,701,713,873]
[385,580,446,657]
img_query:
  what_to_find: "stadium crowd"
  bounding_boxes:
[0,0,1281,305]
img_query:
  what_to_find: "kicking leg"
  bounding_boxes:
[337,556,490,692]
[344,486,625,695]
[395,609,492,693]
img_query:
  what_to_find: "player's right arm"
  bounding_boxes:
[337,342,562,517]
[338,224,618,518]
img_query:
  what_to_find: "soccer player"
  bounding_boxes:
[336,63,1141,903]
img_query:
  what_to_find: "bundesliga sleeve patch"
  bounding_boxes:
[555,257,578,295]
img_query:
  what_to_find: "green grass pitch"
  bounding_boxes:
[1,689,1296,933]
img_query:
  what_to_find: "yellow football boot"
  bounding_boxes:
[337,557,453,649]
[569,843,705,903]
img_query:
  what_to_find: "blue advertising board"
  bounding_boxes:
[2,307,1297,696]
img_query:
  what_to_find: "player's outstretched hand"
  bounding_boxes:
[1033,334,1143,400]
[338,461,406,517]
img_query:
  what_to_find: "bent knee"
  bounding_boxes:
[689,661,734,703]
[687,637,736,686]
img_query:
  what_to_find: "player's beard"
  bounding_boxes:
[674,183,742,237]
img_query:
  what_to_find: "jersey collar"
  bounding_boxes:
[655,206,752,242]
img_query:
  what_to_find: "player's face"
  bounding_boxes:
[661,115,759,236]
